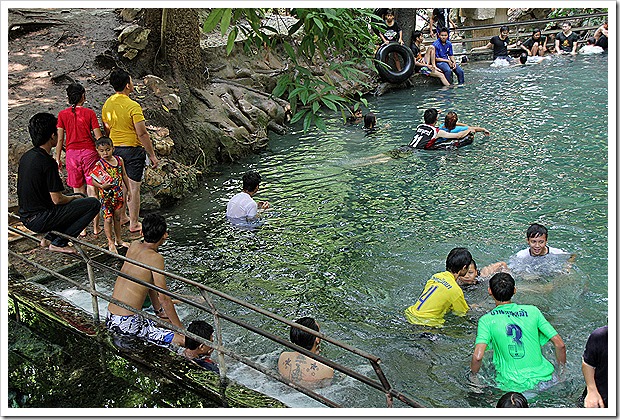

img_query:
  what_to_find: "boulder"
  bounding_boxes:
[460,8,497,21]
[161,93,181,111]
[118,24,150,50]
[143,75,172,97]
[120,8,142,22]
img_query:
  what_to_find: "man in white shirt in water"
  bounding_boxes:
[226,171,270,223]
[516,223,568,258]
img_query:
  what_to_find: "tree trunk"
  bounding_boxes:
[395,8,417,48]
[141,8,203,86]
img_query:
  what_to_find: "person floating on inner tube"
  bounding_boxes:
[435,111,490,148]
[409,108,475,150]
[377,9,404,71]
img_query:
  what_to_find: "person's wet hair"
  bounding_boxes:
[290,316,319,351]
[500,25,509,33]
[412,30,423,40]
[587,37,597,45]
[142,213,167,243]
[364,113,376,129]
[532,28,541,38]
[423,108,439,125]
[496,391,528,407]
[242,171,261,192]
[519,53,528,64]
[526,223,548,239]
[109,68,131,92]
[28,112,57,147]
[185,320,214,351]
[489,272,515,302]
[446,247,472,273]
[66,82,86,113]
[95,136,113,148]
[444,111,458,130]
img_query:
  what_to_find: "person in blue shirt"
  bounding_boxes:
[435,111,490,146]
[432,27,464,84]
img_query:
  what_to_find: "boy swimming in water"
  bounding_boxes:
[404,247,472,327]
[457,259,509,286]
[436,111,490,147]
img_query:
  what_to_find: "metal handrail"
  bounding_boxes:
[421,11,607,47]
[7,225,424,408]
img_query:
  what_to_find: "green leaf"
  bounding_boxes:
[302,111,313,132]
[321,98,337,111]
[220,9,232,36]
[287,86,306,100]
[272,75,290,98]
[283,42,297,62]
[300,89,309,105]
[315,116,327,132]
[312,101,320,113]
[203,9,225,33]
[226,28,237,55]
[288,20,303,35]
[313,17,324,31]
[290,109,307,124]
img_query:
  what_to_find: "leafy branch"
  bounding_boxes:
[203,8,384,131]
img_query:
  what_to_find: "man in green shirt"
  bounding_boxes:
[470,273,566,392]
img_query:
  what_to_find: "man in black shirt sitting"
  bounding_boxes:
[18,113,100,254]
[471,26,517,61]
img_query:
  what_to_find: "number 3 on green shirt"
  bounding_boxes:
[506,324,525,359]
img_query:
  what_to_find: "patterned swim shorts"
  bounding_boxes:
[106,311,174,346]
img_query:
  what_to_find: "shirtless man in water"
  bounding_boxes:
[106,213,184,346]
[278,317,334,383]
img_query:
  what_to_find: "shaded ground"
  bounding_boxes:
[8,8,124,206]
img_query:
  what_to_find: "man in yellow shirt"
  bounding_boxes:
[405,247,472,327]
[102,69,159,233]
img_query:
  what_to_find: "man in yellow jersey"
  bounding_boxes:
[102,69,159,233]
[405,247,472,327]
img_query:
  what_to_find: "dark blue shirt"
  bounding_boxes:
[432,38,453,59]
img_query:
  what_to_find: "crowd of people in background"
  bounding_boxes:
[371,8,608,90]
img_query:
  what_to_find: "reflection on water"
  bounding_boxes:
[155,54,608,408]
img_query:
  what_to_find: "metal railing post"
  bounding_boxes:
[74,243,100,323]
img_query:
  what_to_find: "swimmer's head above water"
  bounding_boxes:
[519,52,528,64]
[364,112,376,129]
[423,108,439,125]
[444,111,458,130]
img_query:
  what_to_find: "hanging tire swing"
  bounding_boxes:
[374,43,415,84]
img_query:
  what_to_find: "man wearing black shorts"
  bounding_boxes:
[18,113,100,254]
[102,69,159,233]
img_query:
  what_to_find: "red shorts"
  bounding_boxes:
[65,148,99,188]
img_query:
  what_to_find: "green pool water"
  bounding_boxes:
[155,54,607,408]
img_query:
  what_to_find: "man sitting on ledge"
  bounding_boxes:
[106,213,185,347]
[18,112,100,254]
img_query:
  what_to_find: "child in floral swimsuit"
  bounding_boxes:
[90,137,131,253]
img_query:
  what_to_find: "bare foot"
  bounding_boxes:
[48,244,77,254]
[40,238,51,247]
[128,222,142,233]
[80,230,87,237]
[93,227,103,235]
[108,243,118,254]
[120,217,130,226]
[115,241,130,248]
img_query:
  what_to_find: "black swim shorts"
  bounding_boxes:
[113,146,147,182]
